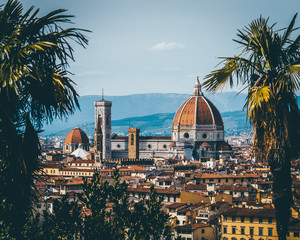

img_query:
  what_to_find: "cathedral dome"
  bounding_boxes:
[173,78,223,128]
[64,128,89,144]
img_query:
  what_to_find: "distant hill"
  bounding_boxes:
[42,92,249,135]
[51,110,250,137]
[43,93,299,136]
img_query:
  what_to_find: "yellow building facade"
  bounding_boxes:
[221,208,277,240]
[221,208,300,240]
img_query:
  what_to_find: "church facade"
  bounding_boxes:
[94,77,232,161]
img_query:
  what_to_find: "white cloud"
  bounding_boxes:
[150,42,186,51]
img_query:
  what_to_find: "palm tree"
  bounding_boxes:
[203,15,300,240]
[0,0,89,237]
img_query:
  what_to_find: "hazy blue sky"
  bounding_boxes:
[22,0,299,96]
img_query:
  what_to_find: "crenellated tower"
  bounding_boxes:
[128,128,140,159]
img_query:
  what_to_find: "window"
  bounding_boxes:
[202,133,207,139]
[250,227,254,235]
[163,144,167,149]
[184,133,189,138]
[130,134,134,145]
[268,218,272,224]
[294,232,299,237]
[259,227,263,236]
[224,216,227,222]
[259,217,263,223]
[232,216,236,222]
[201,229,205,233]
[241,216,244,223]
[148,144,151,149]
[232,226,236,234]
[241,227,245,235]
[268,228,273,236]
[223,226,227,234]
[250,217,253,223]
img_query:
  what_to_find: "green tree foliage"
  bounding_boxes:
[81,169,171,240]
[0,0,89,238]
[21,169,171,239]
[133,185,171,240]
[41,196,83,240]
[24,196,82,240]
[81,170,112,239]
[203,14,300,239]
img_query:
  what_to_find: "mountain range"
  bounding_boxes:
[43,93,299,137]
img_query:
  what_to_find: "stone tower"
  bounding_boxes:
[94,100,112,160]
[128,128,140,159]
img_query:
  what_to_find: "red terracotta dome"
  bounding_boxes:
[64,128,89,144]
[173,78,223,127]
[201,142,211,147]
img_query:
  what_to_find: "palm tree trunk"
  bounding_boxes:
[270,157,292,240]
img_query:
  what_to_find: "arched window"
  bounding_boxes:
[130,134,134,145]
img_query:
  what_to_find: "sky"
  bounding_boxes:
[22,0,300,96]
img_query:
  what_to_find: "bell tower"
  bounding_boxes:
[94,99,112,160]
[128,128,140,159]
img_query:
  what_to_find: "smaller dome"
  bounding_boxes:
[64,128,89,144]
[201,142,211,147]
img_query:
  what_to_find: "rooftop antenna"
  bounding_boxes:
[102,88,104,100]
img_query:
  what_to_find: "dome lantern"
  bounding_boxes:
[193,76,203,96]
